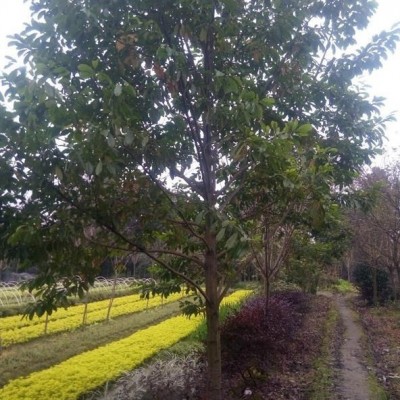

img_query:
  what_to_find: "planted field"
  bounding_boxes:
[0,291,184,346]
[0,277,148,308]
[0,290,251,400]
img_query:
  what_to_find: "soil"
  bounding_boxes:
[334,294,372,400]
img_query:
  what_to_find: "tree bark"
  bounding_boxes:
[263,219,271,299]
[205,231,221,400]
[396,267,400,301]
[372,266,378,306]
[388,267,398,301]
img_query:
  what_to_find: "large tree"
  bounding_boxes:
[0,0,398,398]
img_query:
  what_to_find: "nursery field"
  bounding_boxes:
[0,277,148,308]
[0,289,251,400]
[0,289,185,346]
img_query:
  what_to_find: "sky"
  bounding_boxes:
[0,0,399,165]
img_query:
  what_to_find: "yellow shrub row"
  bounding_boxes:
[0,292,147,332]
[0,290,251,400]
[0,292,184,346]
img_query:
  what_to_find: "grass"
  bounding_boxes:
[0,301,181,387]
[358,304,400,399]
[367,376,390,400]
[349,298,390,400]
[308,301,340,400]
[0,303,25,318]
[331,278,357,294]
[363,338,390,400]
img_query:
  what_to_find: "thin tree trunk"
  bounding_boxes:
[205,231,222,400]
[263,219,269,296]
[372,266,378,306]
[82,296,88,326]
[396,267,400,301]
[106,272,117,321]
[44,313,49,334]
[206,298,221,400]
[388,267,398,301]
[263,219,271,315]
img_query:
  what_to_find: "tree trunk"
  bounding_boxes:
[263,219,269,296]
[388,267,398,301]
[263,218,271,315]
[396,267,400,301]
[265,271,271,300]
[205,231,222,400]
[106,272,117,321]
[372,266,378,306]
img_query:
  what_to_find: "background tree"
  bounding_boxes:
[238,127,338,299]
[285,203,351,293]
[0,1,398,398]
[349,164,400,301]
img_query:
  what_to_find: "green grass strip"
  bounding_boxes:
[308,302,339,399]
[0,290,251,400]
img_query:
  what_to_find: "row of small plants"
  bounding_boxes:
[0,290,251,400]
[1,292,145,331]
[0,291,185,346]
[0,277,147,309]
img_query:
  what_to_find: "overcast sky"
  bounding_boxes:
[0,0,399,164]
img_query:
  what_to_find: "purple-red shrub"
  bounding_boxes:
[273,290,311,313]
[221,292,309,376]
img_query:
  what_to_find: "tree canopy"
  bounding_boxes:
[0,1,399,398]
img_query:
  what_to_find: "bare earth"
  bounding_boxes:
[335,294,371,400]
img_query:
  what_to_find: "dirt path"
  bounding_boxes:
[334,294,371,400]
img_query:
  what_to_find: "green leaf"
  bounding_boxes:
[142,134,149,147]
[225,232,238,250]
[260,97,275,107]
[54,66,70,77]
[224,77,239,94]
[97,71,112,84]
[107,135,116,147]
[216,227,225,241]
[195,211,204,225]
[84,162,94,175]
[77,64,94,79]
[124,131,134,145]
[95,160,103,175]
[55,166,63,181]
[0,133,8,147]
[297,123,313,136]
